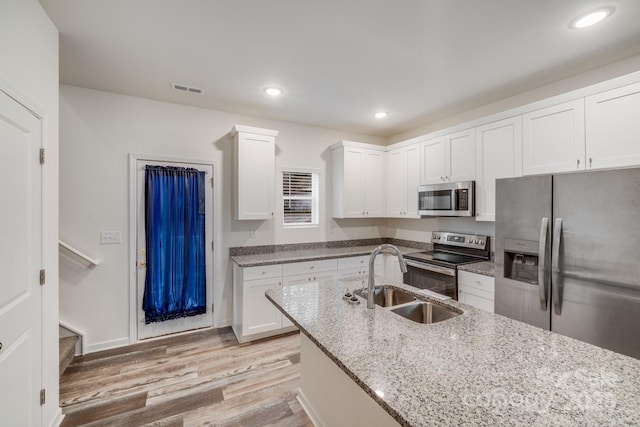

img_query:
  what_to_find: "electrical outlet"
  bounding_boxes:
[101,231,121,244]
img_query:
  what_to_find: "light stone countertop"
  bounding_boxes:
[457,260,495,277]
[231,245,419,267]
[266,278,640,426]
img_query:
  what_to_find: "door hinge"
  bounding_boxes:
[40,389,46,405]
[39,148,45,165]
[39,269,45,286]
[209,177,213,187]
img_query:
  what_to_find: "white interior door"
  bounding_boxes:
[136,159,214,340]
[0,90,43,425]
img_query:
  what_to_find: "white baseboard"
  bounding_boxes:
[297,388,321,427]
[85,337,131,354]
[48,407,64,427]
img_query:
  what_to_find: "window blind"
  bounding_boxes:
[283,171,313,224]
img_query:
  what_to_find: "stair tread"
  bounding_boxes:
[60,335,79,377]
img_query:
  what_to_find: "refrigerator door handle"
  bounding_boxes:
[552,218,563,315]
[538,218,549,310]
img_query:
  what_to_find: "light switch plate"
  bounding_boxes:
[101,231,121,244]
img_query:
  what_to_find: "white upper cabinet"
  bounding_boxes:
[386,143,421,218]
[586,82,640,170]
[420,129,475,185]
[522,99,585,175]
[475,116,523,222]
[332,143,386,218]
[419,136,445,184]
[232,125,278,220]
[446,128,476,182]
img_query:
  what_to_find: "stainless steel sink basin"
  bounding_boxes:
[354,286,417,307]
[391,302,461,324]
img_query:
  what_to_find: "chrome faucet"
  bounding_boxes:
[367,244,408,309]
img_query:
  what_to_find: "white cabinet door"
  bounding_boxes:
[405,144,421,217]
[244,277,282,335]
[234,128,276,220]
[364,149,385,216]
[420,136,445,184]
[458,271,495,313]
[386,144,421,218]
[586,82,640,170]
[459,285,494,313]
[342,147,365,217]
[386,148,405,217]
[446,128,475,182]
[475,116,523,222]
[332,144,385,218]
[522,99,585,175]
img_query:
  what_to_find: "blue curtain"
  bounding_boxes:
[143,165,206,324]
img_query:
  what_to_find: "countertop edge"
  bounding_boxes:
[232,245,418,268]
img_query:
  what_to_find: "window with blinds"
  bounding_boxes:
[282,170,319,226]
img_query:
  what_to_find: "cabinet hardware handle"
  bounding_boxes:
[577,159,580,168]
[440,176,444,181]
[589,158,592,168]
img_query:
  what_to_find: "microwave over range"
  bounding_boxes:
[418,180,475,217]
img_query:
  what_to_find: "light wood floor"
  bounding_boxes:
[59,328,312,427]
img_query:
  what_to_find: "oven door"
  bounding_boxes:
[403,260,457,299]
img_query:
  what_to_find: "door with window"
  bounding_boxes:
[135,158,214,340]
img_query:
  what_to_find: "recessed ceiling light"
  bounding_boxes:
[374,112,388,119]
[264,87,283,96]
[570,7,614,29]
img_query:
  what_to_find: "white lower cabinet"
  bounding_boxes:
[232,263,288,343]
[457,270,495,313]
[234,254,397,341]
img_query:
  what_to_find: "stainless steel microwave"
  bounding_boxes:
[418,181,475,217]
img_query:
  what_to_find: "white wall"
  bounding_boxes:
[59,85,386,352]
[0,0,60,425]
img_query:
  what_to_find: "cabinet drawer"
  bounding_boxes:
[243,264,283,281]
[458,270,495,293]
[337,256,369,270]
[283,259,337,276]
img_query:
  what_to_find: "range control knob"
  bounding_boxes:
[479,240,484,245]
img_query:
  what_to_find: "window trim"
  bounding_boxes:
[281,167,320,228]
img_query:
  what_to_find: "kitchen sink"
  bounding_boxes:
[391,301,461,324]
[354,286,417,307]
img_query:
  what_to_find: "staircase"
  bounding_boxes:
[59,335,79,377]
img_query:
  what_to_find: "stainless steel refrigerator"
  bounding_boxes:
[495,168,640,359]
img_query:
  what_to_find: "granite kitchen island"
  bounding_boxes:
[266,278,640,426]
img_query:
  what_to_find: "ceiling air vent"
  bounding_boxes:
[172,83,204,94]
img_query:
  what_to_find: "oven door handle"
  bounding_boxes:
[404,260,456,277]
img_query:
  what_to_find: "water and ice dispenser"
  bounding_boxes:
[503,239,539,284]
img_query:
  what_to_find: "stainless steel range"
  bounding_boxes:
[403,232,490,299]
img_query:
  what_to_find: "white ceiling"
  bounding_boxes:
[40,0,640,137]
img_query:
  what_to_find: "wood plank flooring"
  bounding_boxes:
[59,328,312,427]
